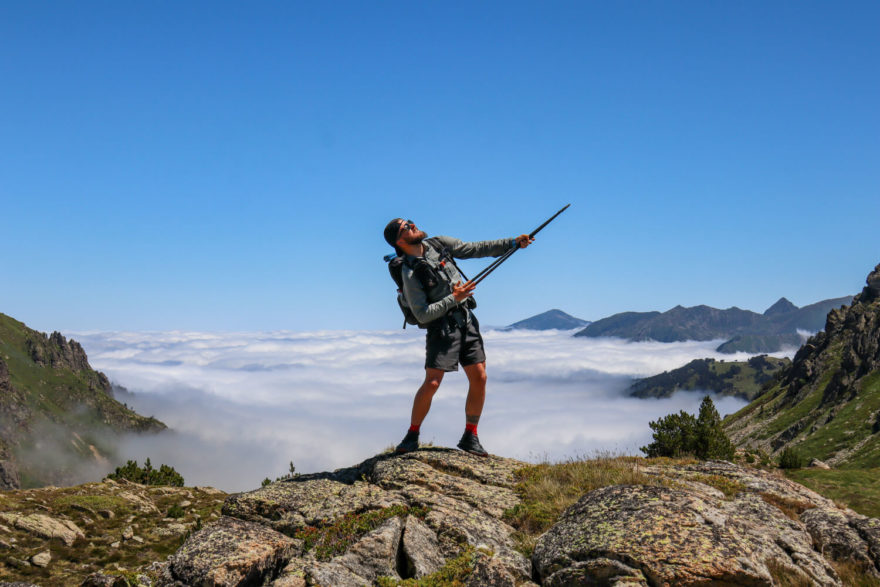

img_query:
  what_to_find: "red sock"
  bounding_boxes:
[408,424,420,433]
[465,423,478,435]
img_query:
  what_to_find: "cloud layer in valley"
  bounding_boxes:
[72,328,782,491]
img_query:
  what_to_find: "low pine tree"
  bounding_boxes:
[107,458,185,486]
[641,410,698,458]
[695,395,736,460]
[641,396,736,461]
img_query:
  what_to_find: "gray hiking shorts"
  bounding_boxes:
[425,311,486,372]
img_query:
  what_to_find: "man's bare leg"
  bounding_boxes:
[463,362,487,424]
[411,368,445,427]
[396,368,445,454]
[459,362,489,456]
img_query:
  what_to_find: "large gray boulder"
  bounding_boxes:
[0,512,85,546]
[166,515,301,586]
[533,483,837,586]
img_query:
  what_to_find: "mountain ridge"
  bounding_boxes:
[575,295,852,353]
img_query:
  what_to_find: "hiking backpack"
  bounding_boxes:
[385,239,474,329]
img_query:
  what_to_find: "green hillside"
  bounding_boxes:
[0,313,165,488]
[630,355,790,400]
[724,264,880,468]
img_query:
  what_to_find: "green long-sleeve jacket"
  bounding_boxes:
[401,235,515,326]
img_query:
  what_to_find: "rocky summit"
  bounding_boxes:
[128,449,880,586]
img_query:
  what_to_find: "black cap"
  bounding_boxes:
[384,218,404,252]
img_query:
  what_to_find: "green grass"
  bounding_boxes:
[52,494,131,513]
[727,380,781,422]
[787,370,880,464]
[689,474,746,499]
[829,560,880,587]
[784,468,880,518]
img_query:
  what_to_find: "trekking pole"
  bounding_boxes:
[469,203,570,286]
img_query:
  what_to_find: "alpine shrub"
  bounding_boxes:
[778,446,804,469]
[107,458,185,486]
[641,396,736,460]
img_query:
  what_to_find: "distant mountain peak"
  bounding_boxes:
[506,309,589,331]
[764,297,798,316]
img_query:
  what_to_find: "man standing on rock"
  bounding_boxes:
[383,218,533,457]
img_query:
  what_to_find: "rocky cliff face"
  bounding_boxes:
[725,263,880,466]
[134,449,880,586]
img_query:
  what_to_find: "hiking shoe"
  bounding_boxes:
[395,430,420,454]
[457,430,488,457]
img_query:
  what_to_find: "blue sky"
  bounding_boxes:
[2,2,878,332]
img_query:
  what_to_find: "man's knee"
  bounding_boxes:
[465,363,488,386]
[422,369,444,393]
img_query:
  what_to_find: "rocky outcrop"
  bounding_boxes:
[158,452,880,586]
[26,331,92,373]
[0,459,20,490]
[0,450,876,585]
[867,263,880,297]
[161,448,533,586]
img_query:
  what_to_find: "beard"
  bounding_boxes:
[403,230,428,245]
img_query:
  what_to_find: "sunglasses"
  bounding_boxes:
[397,220,415,239]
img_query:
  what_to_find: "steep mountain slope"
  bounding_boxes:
[575,295,852,353]
[0,313,166,488]
[725,264,880,467]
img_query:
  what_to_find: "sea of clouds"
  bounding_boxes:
[71,328,796,492]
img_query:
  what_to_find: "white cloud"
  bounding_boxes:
[72,328,784,492]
